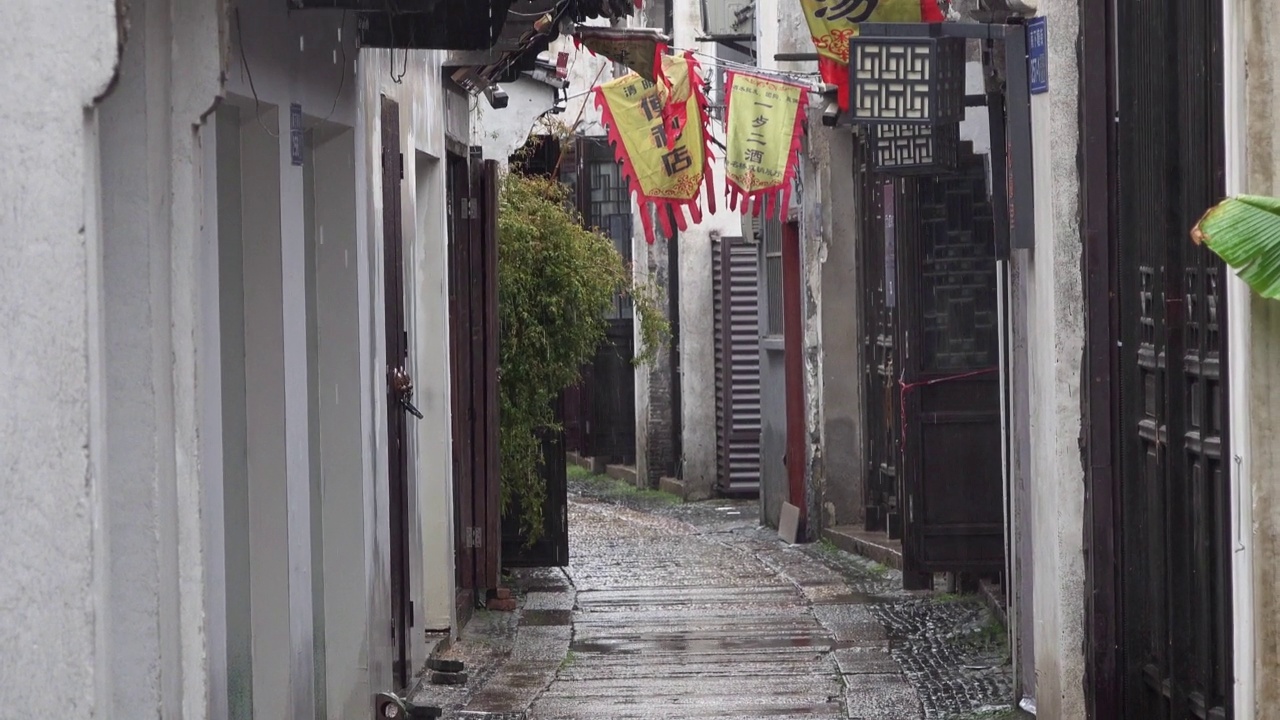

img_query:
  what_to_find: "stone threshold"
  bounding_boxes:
[822,525,905,571]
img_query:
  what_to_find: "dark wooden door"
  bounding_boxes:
[380,97,412,689]
[448,150,502,613]
[592,321,636,464]
[1113,0,1232,714]
[896,148,1003,579]
[782,221,807,524]
[857,141,902,538]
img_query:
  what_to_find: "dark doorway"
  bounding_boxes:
[858,145,902,539]
[578,139,637,466]
[501,395,570,568]
[380,97,413,689]
[1108,0,1233,715]
[896,149,1004,582]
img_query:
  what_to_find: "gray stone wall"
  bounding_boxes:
[639,234,675,487]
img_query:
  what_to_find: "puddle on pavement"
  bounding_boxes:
[571,633,833,655]
[520,609,572,627]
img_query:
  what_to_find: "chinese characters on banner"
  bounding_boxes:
[593,51,716,244]
[799,0,945,109]
[723,72,808,220]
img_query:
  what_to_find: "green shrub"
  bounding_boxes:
[498,171,666,542]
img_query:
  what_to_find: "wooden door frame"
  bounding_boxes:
[1091,0,1233,713]
[1080,0,1122,711]
[380,95,412,690]
[782,220,807,525]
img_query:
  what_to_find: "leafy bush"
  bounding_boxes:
[498,171,666,542]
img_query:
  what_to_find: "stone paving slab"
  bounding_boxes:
[844,673,925,720]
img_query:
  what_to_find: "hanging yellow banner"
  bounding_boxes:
[724,72,808,219]
[593,52,715,243]
[799,0,944,108]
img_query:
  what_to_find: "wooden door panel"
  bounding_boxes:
[1113,0,1232,713]
[897,149,1003,578]
[857,142,900,536]
[380,96,412,689]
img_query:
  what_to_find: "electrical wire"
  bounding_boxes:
[234,7,280,138]
[310,10,349,129]
[385,0,407,83]
[549,41,824,106]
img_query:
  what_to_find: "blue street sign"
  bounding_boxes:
[1027,17,1048,95]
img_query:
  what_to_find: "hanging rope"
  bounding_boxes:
[898,367,999,450]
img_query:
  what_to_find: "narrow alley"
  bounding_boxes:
[424,472,1016,720]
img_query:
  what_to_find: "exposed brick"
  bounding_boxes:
[487,597,518,612]
[640,236,676,486]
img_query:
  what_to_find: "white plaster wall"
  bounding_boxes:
[1024,2,1086,717]
[238,108,294,720]
[474,77,562,164]
[221,5,369,714]
[2,0,223,717]
[311,127,372,719]
[0,2,119,715]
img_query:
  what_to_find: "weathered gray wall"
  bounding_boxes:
[637,233,677,489]
[812,126,864,531]
[0,2,119,713]
[1240,0,1280,711]
[1024,0,1086,716]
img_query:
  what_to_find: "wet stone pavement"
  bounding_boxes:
[434,474,1016,720]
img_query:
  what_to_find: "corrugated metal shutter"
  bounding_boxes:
[713,235,762,495]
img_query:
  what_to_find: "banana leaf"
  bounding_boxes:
[1191,194,1280,300]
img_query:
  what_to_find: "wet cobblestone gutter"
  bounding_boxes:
[437,472,1018,720]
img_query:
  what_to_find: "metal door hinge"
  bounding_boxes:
[409,601,415,627]
[400,152,404,180]
[464,527,483,548]
[461,198,479,220]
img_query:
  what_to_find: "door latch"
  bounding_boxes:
[390,366,424,420]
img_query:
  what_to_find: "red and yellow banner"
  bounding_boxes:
[800,0,945,109]
[593,51,715,244]
[724,72,808,219]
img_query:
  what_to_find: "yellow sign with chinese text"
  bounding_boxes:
[724,72,807,218]
[595,53,712,242]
